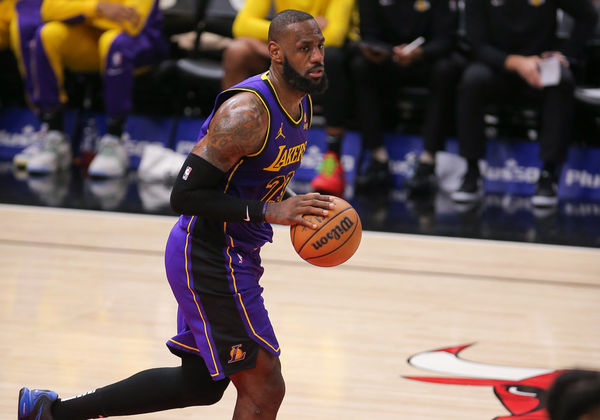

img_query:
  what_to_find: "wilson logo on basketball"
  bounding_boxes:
[311,216,354,250]
[291,198,362,267]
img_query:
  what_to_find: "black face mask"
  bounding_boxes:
[282,55,329,95]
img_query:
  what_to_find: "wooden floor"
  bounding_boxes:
[1,203,599,419]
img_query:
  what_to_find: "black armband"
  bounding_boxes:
[170,153,266,222]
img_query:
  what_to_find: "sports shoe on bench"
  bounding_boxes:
[532,170,558,207]
[88,134,129,178]
[13,125,49,170]
[18,387,58,420]
[310,151,345,196]
[355,157,391,192]
[406,161,436,196]
[27,131,72,174]
[451,170,483,203]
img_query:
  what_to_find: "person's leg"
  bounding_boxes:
[321,45,352,151]
[408,53,467,195]
[452,62,500,202]
[26,23,99,173]
[221,37,270,89]
[230,348,285,419]
[539,67,574,166]
[10,0,42,110]
[19,356,229,420]
[422,53,467,159]
[351,53,394,190]
[34,23,100,115]
[89,29,139,177]
[98,29,134,137]
[352,53,386,157]
[33,21,70,116]
[9,6,46,169]
[55,357,229,419]
[532,66,575,207]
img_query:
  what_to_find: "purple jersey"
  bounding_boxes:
[180,71,312,249]
[165,72,312,378]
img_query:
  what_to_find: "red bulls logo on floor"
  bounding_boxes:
[405,344,568,419]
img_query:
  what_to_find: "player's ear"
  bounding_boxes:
[269,41,283,64]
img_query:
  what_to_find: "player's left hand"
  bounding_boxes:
[265,193,335,228]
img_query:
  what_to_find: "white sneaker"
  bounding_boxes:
[27,131,72,174]
[13,125,48,169]
[88,134,129,178]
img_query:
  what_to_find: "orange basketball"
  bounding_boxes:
[290,198,362,267]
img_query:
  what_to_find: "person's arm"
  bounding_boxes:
[41,0,146,36]
[231,0,271,41]
[170,91,334,227]
[465,0,507,70]
[115,0,155,36]
[90,0,156,37]
[558,0,599,60]
[321,0,353,47]
[41,0,99,23]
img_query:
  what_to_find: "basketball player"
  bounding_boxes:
[222,0,356,197]
[18,9,333,420]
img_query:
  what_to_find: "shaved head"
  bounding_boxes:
[268,9,315,43]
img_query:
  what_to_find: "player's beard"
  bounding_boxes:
[282,55,329,95]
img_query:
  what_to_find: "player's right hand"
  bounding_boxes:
[96,1,140,27]
[265,193,335,228]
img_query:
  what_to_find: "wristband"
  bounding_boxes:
[261,201,268,222]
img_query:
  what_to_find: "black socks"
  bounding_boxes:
[52,357,230,419]
[106,117,125,138]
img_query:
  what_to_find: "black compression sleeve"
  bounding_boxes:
[170,154,267,222]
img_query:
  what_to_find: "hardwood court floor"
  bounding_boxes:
[1,204,599,419]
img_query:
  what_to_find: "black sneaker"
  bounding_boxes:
[532,170,558,207]
[355,158,391,191]
[451,171,482,203]
[406,161,436,196]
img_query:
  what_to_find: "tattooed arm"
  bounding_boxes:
[170,91,334,227]
[192,91,268,170]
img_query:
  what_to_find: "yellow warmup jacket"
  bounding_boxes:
[0,0,18,50]
[232,0,354,47]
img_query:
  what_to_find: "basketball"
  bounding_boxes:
[290,198,362,267]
